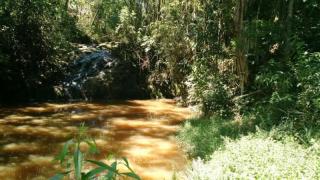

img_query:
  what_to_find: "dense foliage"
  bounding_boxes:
[0,0,75,102]
[1,0,320,178]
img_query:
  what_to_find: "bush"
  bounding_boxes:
[295,52,320,124]
[248,51,320,134]
[181,134,320,180]
[202,84,233,118]
[187,58,236,117]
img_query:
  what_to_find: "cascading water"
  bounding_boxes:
[60,45,147,101]
[63,49,116,101]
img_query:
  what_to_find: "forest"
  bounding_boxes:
[0,0,320,179]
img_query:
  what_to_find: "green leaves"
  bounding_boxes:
[83,159,122,179]
[51,125,140,180]
[120,158,141,180]
[105,162,117,179]
[74,146,83,180]
[55,139,73,164]
[85,138,99,154]
[83,166,106,179]
[85,159,141,180]
[86,160,118,173]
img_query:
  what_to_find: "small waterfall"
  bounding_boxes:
[56,44,148,101]
[62,49,117,101]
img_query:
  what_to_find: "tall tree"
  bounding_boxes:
[235,0,248,94]
[284,0,294,60]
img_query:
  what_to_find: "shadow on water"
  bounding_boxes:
[0,99,194,180]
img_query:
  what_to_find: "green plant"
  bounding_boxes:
[202,85,233,118]
[181,132,320,179]
[295,52,320,123]
[51,124,140,180]
[187,56,237,117]
[249,50,320,132]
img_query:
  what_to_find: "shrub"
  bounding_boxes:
[295,52,320,124]
[181,134,320,180]
[202,84,233,118]
[248,51,320,135]
[187,58,236,117]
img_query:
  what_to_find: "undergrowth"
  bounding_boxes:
[178,115,320,179]
[177,115,258,159]
[180,132,320,179]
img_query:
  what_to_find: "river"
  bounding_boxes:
[0,99,194,180]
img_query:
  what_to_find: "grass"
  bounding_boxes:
[177,115,320,179]
[177,115,258,159]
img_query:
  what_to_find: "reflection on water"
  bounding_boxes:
[0,99,193,180]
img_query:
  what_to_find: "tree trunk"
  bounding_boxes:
[157,0,161,20]
[235,0,248,95]
[65,0,69,11]
[284,0,294,60]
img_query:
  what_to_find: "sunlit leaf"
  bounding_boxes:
[85,138,99,154]
[83,166,106,179]
[105,161,117,179]
[74,147,82,180]
[122,157,129,167]
[86,160,119,174]
[55,139,73,164]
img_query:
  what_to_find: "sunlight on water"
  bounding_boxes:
[0,99,194,180]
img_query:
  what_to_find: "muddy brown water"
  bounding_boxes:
[0,99,194,180]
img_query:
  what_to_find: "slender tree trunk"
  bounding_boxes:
[284,0,294,60]
[157,0,161,20]
[254,0,262,63]
[153,0,157,21]
[235,0,248,95]
[217,1,224,51]
[65,0,69,11]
